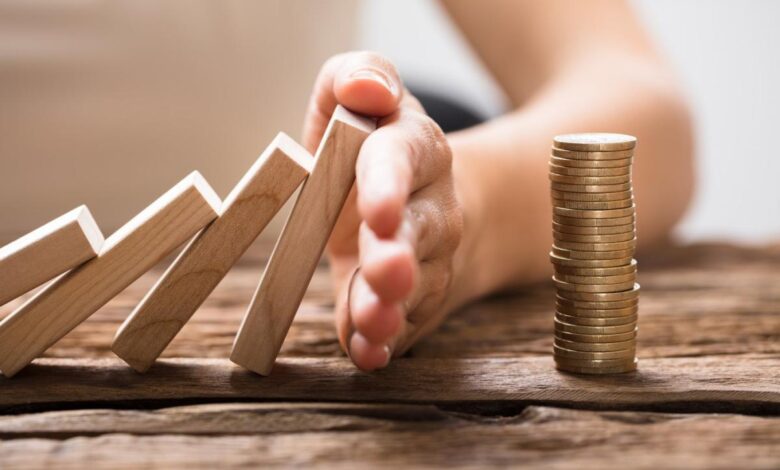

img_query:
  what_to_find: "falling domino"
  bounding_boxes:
[0,172,221,378]
[111,133,313,372]
[0,206,104,307]
[231,105,375,375]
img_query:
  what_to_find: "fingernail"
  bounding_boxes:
[381,344,391,368]
[349,68,398,96]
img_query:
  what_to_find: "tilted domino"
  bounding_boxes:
[112,133,312,372]
[0,205,104,307]
[0,172,220,377]
[231,105,375,375]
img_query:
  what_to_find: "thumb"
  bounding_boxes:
[303,51,403,152]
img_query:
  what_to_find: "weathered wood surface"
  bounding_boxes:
[0,405,778,469]
[1,242,777,362]
[0,355,777,414]
[0,242,778,468]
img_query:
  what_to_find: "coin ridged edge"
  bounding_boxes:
[553,133,637,152]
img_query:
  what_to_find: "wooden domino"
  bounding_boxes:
[231,105,375,375]
[0,206,104,307]
[112,133,313,372]
[0,172,221,378]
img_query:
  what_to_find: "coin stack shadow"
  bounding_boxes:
[549,133,639,374]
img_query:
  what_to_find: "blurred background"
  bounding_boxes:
[1,0,778,243]
[362,0,780,243]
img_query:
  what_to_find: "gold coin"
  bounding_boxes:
[553,133,636,152]
[550,252,634,268]
[555,358,638,375]
[553,215,634,227]
[549,163,630,177]
[553,345,636,360]
[549,173,631,185]
[554,337,636,352]
[550,156,632,169]
[553,238,636,251]
[554,318,637,335]
[554,271,636,285]
[553,277,636,293]
[552,198,634,211]
[557,307,639,319]
[553,259,636,276]
[551,246,634,260]
[551,189,633,202]
[556,303,639,318]
[553,242,637,255]
[552,147,634,160]
[554,230,636,243]
[555,295,639,317]
[551,182,632,193]
[554,355,637,369]
[554,205,635,220]
[553,222,635,236]
[555,328,637,343]
[556,284,640,302]
[555,312,638,326]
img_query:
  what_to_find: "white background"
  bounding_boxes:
[359,0,780,243]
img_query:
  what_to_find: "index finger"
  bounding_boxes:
[303,51,404,153]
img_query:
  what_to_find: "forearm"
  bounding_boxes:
[448,57,694,305]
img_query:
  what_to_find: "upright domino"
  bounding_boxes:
[0,206,104,306]
[0,172,221,378]
[112,133,313,372]
[231,106,375,375]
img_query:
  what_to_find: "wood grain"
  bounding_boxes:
[0,243,777,468]
[1,242,772,363]
[0,205,104,306]
[0,402,443,437]
[231,106,375,375]
[0,172,221,378]
[0,355,777,413]
[0,405,777,469]
[112,134,311,373]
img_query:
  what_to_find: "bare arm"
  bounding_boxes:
[443,0,694,301]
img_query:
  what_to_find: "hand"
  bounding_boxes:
[302,52,464,371]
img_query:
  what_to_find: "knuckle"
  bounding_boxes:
[424,181,463,255]
[406,205,427,236]
[427,261,454,299]
[323,53,346,73]
[426,119,451,163]
[410,185,462,259]
[353,50,398,74]
[405,111,452,174]
[318,53,350,85]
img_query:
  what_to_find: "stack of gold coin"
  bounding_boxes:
[549,133,639,374]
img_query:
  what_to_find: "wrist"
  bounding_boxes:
[445,124,555,310]
[445,138,492,310]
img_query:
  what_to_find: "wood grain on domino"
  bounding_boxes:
[0,172,220,378]
[0,206,104,307]
[231,106,375,375]
[112,134,312,372]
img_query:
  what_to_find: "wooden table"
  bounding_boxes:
[1,242,778,468]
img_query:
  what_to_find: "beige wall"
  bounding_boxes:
[0,0,357,242]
